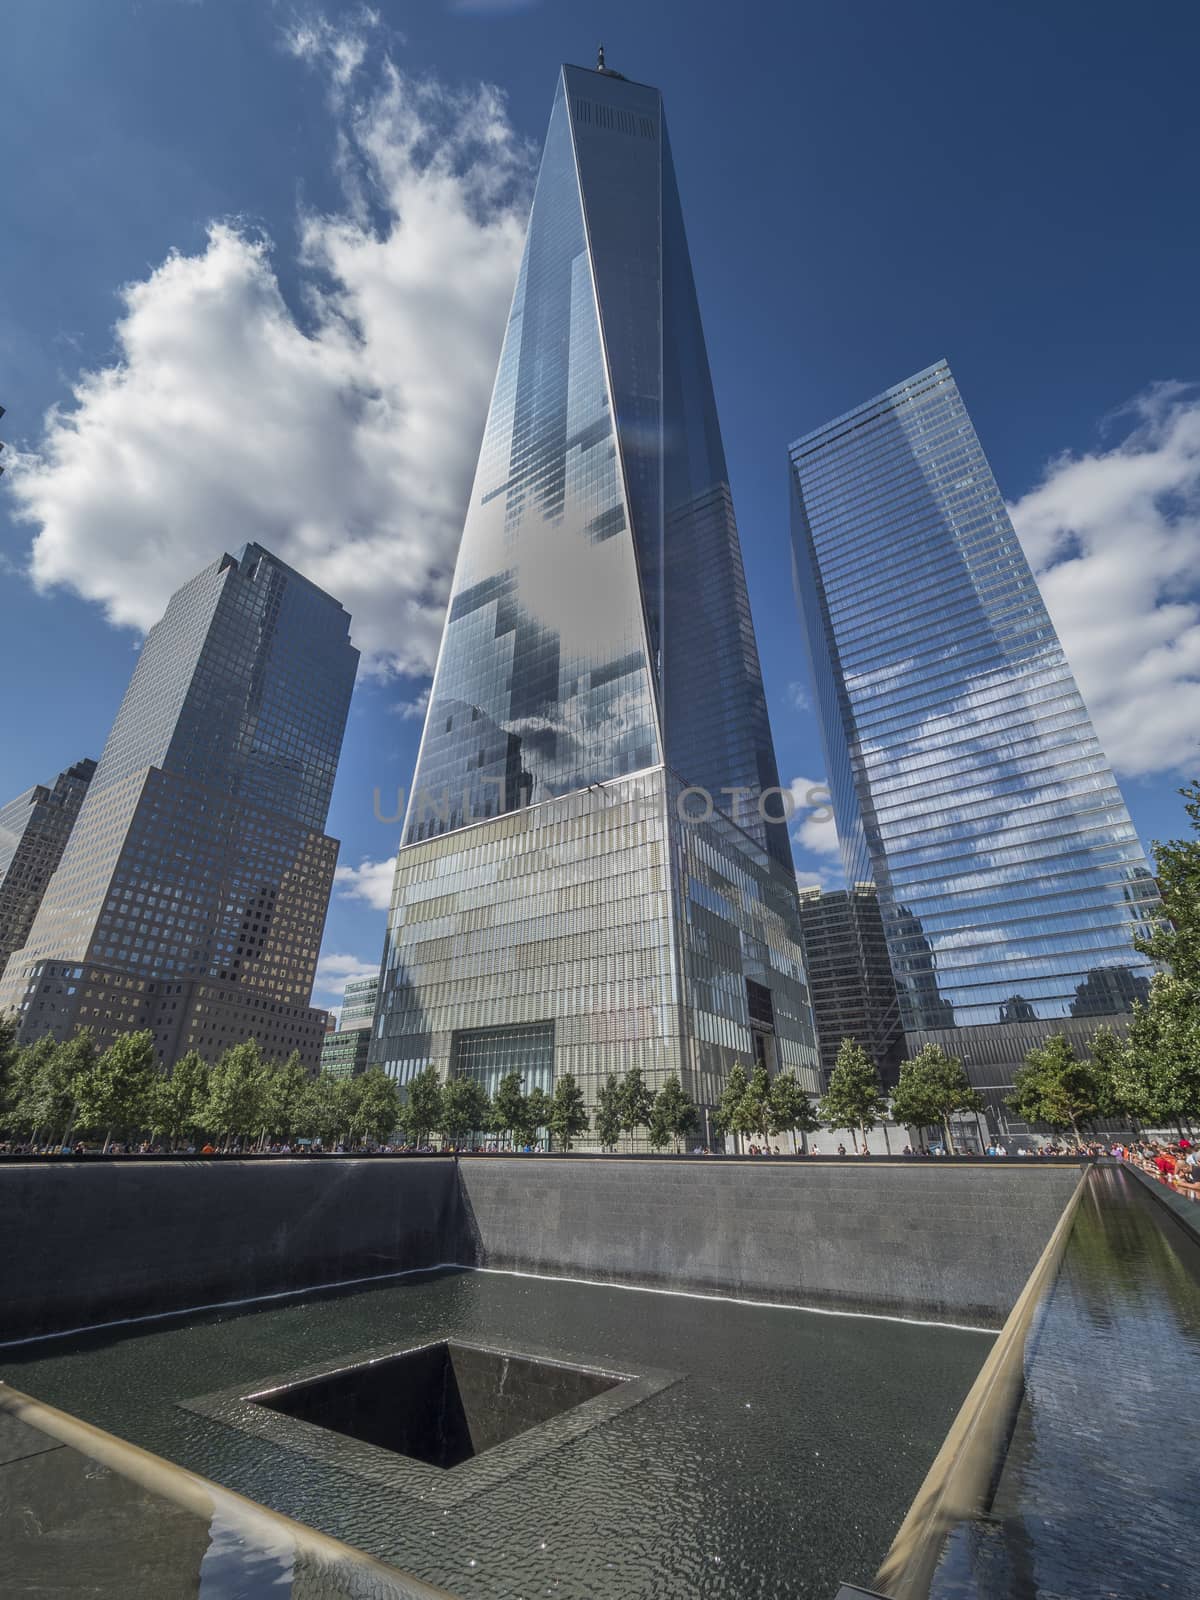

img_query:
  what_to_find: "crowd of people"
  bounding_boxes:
[1121,1137,1200,1198]
[4,1134,1198,1172]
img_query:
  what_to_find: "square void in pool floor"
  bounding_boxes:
[182,1336,680,1507]
[255,1341,619,1469]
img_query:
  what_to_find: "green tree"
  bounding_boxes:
[1007,1034,1103,1143]
[616,1066,654,1145]
[491,1070,528,1148]
[712,1062,752,1147]
[1109,975,1200,1132]
[56,1032,108,1145]
[350,1066,403,1146]
[338,1073,366,1147]
[743,1064,777,1149]
[547,1072,589,1151]
[73,1031,158,1150]
[152,1050,210,1148]
[1087,1025,1133,1123]
[517,1085,551,1147]
[594,1073,623,1151]
[0,1015,17,1122]
[890,1044,983,1154]
[295,1070,351,1146]
[3,1035,62,1140]
[441,1075,490,1145]
[648,1074,698,1152]
[820,1038,888,1148]
[260,1052,308,1144]
[404,1063,445,1147]
[1135,779,1200,983]
[204,1040,268,1149]
[768,1070,821,1147]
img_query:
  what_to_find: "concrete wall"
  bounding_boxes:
[0,1156,1088,1341]
[0,1158,465,1342]
[458,1158,1088,1325]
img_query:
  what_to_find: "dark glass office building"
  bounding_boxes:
[788,361,1158,1123]
[0,759,97,980]
[0,545,358,1069]
[372,61,819,1124]
[797,883,904,1091]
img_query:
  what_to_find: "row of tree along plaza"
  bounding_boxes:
[0,1019,1193,1158]
[2,782,1198,1158]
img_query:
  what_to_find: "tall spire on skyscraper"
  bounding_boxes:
[372,65,818,1131]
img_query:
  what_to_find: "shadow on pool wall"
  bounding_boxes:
[1,1156,1089,1342]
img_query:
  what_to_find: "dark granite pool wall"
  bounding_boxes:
[0,1157,466,1342]
[457,1158,1088,1324]
[1,1156,1087,1340]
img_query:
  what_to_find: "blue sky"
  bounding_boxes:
[2,0,1198,1007]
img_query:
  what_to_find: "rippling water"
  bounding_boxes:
[932,1165,1200,1599]
[1,1269,988,1598]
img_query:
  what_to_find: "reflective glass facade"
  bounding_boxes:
[339,975,380,1034]
[375,64,818,1125]
[0,547,357,1068]
[452,1022,556,1103]
[797,884,904,1090]
[789,362,1158,1104]
[0,759,96,980]
[320,975,379,1079]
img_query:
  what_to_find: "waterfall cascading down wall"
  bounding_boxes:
[0,1157,1088,1342]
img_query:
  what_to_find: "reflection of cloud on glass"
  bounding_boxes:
[504,688,648,799]
[515,502,641,661]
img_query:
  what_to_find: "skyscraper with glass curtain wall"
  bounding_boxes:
[788,361,1159,1125]
[371,61,819,1126]
[0,545,358,1069]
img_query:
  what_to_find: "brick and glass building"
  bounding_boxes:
[0,545,358,1069]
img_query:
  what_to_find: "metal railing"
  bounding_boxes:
[869,1161,1092,1600]
[0,1382,458,1600]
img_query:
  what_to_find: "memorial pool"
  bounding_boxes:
[1,1266,990,1598]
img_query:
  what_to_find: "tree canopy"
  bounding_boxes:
[594,1073,623,1151]
[648,1074,698,1151]
[616,1067,654,1141]
[1007,1035,1103,1142]
[767,1070,821,1142]
[819,1038,888,1144]
[441,1075,491,1143]
[403,1064,444,1147]
[548,1072,589,1150]
[1135,779,1200,984]
[890,1044,983,1153]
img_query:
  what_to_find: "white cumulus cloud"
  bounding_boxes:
[787,775,840,858]
[7,25,533,679]
[392,684,430,720]
[334,855,397,911]
[1008,383,1200,778]
[314,949,380,1000]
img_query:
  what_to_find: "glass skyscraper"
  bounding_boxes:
[372,61,819,1125]
[788,360,1158,1122]
[797,883,904,1091]
[0,545,358,1069]
[0,758,97,979]
[320,974,379,1079]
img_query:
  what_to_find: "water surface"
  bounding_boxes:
[2,1268,989,1599]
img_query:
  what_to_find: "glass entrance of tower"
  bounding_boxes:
[746,979,778,1074]
[450,1022,555,1101]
